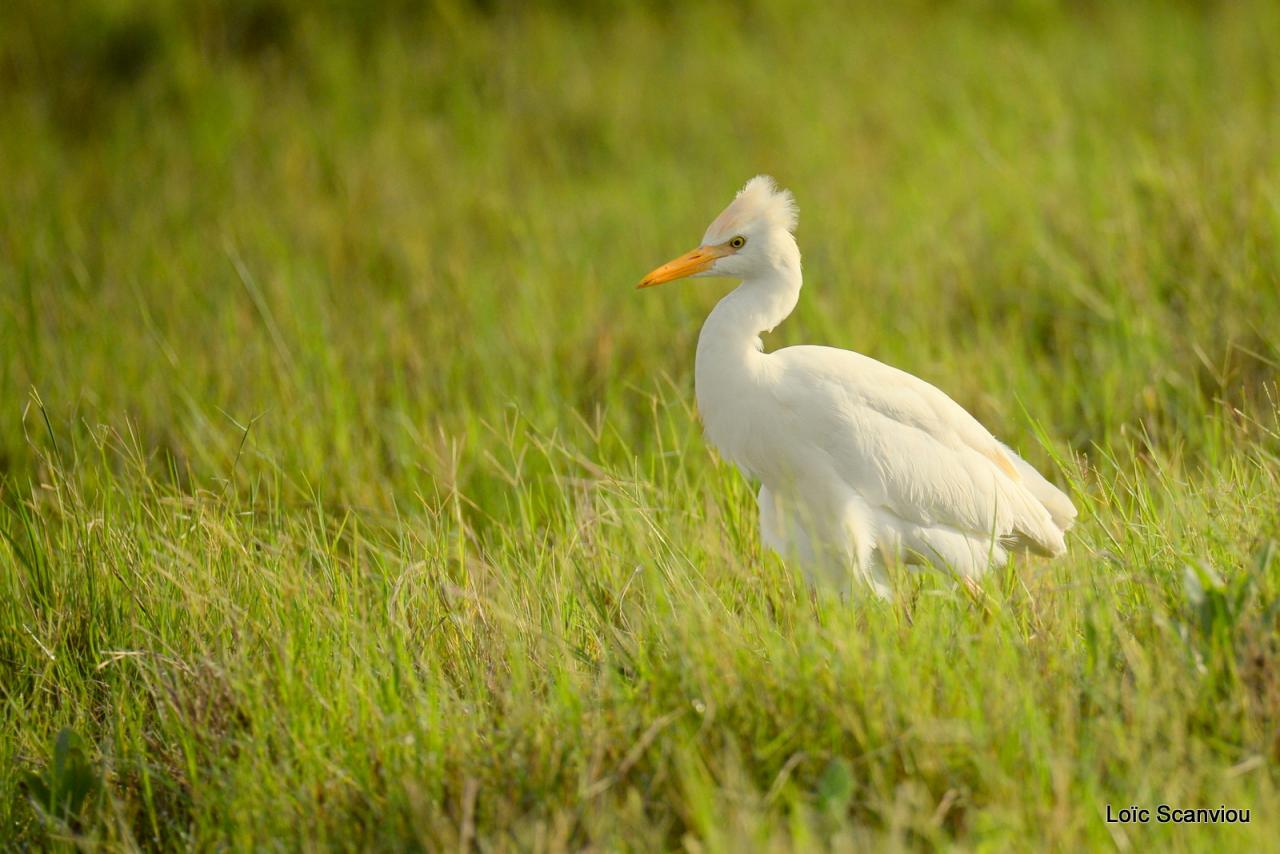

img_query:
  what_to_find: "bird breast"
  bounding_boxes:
[694,347,817,492]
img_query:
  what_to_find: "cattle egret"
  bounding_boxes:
[639,176,1077,596]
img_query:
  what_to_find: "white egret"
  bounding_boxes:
[639,176,1076,596]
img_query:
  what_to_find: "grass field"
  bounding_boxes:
[3,0,1280,849]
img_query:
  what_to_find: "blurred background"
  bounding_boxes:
[2,0,1278,509]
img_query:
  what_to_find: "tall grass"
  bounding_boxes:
[2,0,1279,848]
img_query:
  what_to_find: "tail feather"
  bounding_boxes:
[1001,442,1077,532]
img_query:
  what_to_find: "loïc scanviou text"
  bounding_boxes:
[1106,804,1250,824]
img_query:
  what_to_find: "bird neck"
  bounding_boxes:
[692,240,801,461]
[696,245,802,367]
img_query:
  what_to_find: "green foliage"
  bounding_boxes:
[2,0,1279,849]
[20,729,104,833]
[815,758,855,817]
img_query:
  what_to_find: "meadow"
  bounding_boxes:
[2,0,1279,848]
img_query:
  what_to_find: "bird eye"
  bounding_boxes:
[729,236,746,249]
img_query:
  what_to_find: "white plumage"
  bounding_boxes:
[640,176,1076,596]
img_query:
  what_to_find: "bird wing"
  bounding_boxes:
[768,345,1075,556]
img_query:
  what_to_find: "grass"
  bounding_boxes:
[2,0,1279,848]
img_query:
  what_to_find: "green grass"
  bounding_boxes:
[2,0,1279,848]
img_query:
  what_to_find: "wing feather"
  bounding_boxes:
[769,345,1074,557]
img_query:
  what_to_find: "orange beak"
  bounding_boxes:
[637,245,731,288]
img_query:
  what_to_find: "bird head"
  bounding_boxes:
[638,175,799,288]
